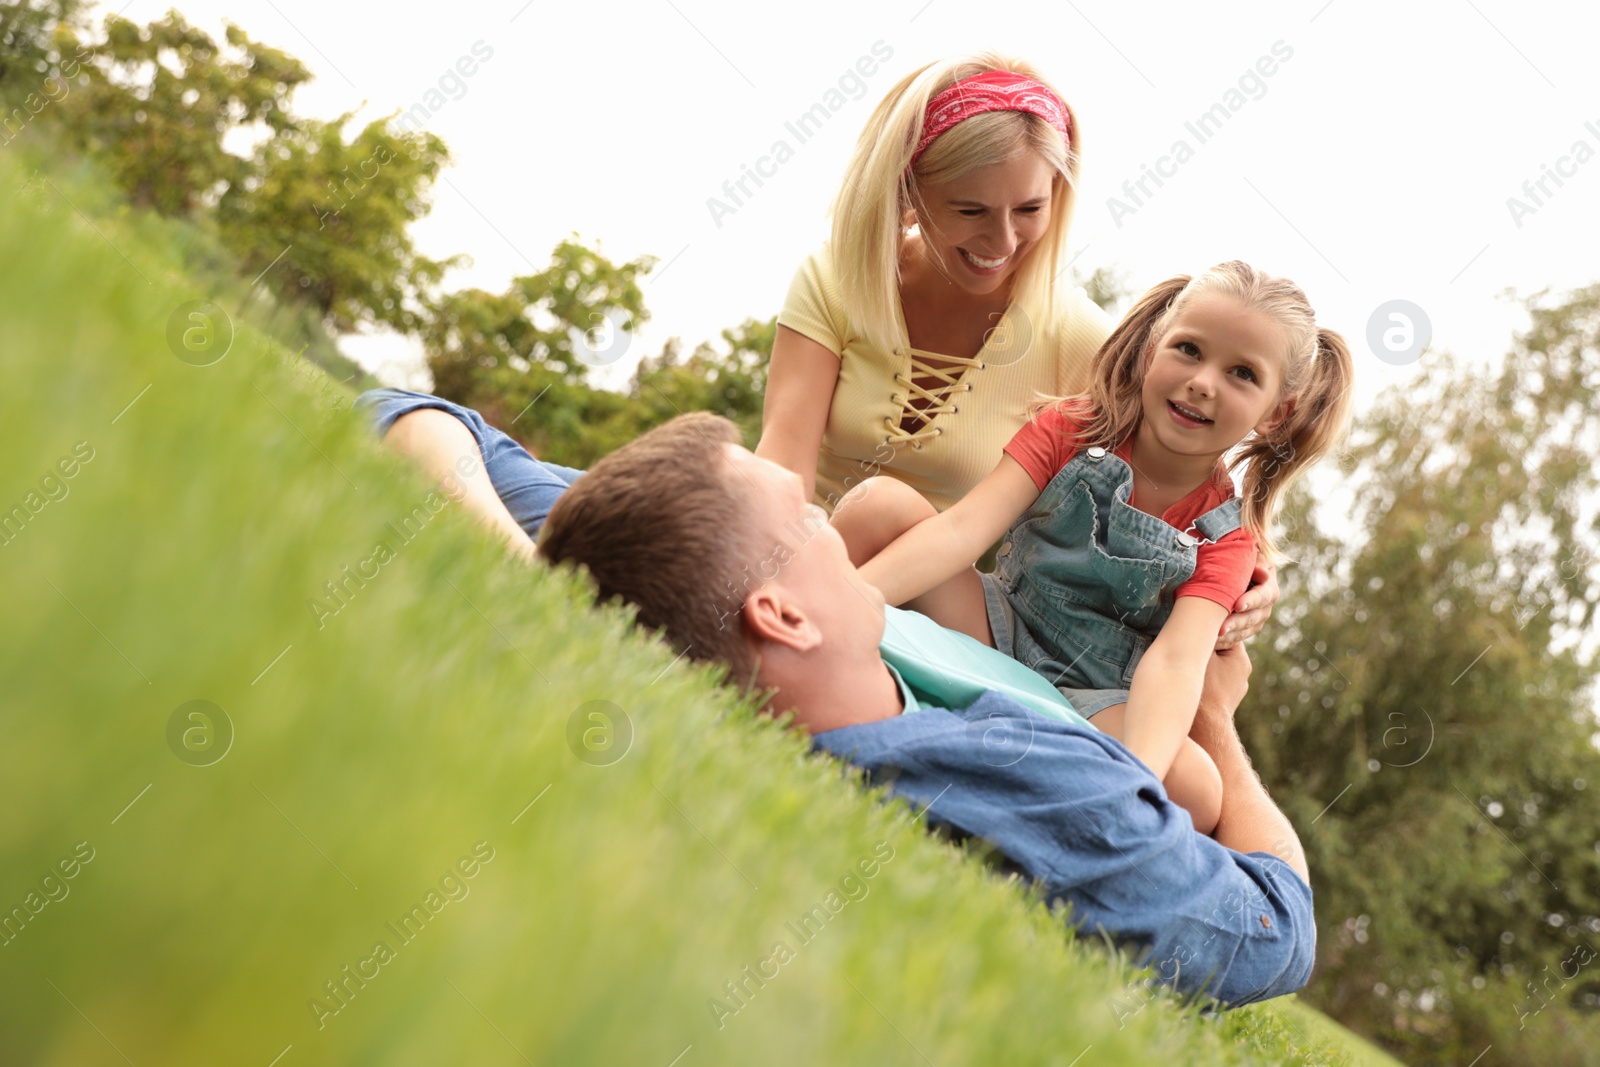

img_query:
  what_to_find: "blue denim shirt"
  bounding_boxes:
[815,690,1316,1007]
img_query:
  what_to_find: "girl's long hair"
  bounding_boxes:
[830,53,1079,359]
[1034,261,1354,562]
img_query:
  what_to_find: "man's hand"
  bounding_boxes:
[1216,553,1279,650]
[1198,644,1252,724]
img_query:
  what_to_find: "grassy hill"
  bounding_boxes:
[0,149,1403,1066]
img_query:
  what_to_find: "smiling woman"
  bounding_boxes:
[755,53,1112,518]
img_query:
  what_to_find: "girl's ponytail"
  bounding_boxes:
[1232,326,1354,562]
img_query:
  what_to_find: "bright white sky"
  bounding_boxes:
[128,0,1599,414]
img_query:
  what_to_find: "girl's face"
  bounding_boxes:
[1139,292,1295,460]
[912,151,1056,298]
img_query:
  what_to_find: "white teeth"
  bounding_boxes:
[962,249,1007,269]
[1172,401,1211,422]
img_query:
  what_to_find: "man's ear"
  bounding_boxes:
[1256,393,1297,437]
[742,585,822,653]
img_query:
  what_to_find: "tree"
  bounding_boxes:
[218,113,459,333]
[50,12,310,216]
[424,237,655,402]
[628,316,773,446]
[0,0,89,107]
[1245,285,1600,1061]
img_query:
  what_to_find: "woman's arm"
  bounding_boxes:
[754,325,841,504]
[1121,596,1231,780]
[857,455,1039,606]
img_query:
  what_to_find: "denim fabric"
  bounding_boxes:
[355,389,584,540]
[814,690,1316,1006]
[986,446,1242,707]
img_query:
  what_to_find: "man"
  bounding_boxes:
[362,390,1316,1006]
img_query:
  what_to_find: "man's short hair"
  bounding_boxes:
[538,413,760,686]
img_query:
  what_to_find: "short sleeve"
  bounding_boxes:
[1002,408,1083,492]
[1175,528,1257,610]
[776,247,847,357]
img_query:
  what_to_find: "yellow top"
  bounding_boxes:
[777,242,1114,513]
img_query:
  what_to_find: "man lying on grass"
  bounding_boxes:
[364,392,1316,1007]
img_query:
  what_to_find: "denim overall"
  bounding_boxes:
[980,445,1244,718]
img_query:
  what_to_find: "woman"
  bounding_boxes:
[758,55,1109,515]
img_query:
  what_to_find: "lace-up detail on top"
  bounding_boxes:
[885,350,985,449]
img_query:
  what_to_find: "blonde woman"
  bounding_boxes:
[760,54,1278,645]
[758,55,1100,515]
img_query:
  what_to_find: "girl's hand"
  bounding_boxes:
[1216,551,1278,650]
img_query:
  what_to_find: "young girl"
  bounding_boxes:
[839,262,1353,832]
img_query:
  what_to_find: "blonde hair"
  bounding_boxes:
[1036,261,1354,563]
[830,53,1080,359]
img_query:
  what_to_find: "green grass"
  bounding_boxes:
[0,150,1405,1066]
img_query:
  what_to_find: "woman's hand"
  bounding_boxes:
[1216,550,1278,650]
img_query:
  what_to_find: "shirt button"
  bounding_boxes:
[1087,446,1107,459]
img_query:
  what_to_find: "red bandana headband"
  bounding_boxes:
[910,71,1072,168]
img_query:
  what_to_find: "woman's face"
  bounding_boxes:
[912,151,1056,299]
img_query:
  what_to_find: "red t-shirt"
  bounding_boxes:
[1002,408,1257,611]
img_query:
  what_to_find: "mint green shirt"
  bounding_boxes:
[879,606,1093,729]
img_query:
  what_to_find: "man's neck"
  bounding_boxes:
[763,652,904,735]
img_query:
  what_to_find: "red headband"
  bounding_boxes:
[910,71,1072,168]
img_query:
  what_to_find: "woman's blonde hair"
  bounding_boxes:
[1038,261,1354,563]
[830,53,1080,359]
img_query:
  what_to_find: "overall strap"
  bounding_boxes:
[1191,496,1245,543]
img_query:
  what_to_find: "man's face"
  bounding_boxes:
[720,444,887,653]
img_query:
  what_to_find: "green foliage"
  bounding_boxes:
[0,0,88,104]
[1247,291,1600,1061]
[52,11,310,215]
[5,5,452,338]
[1075,263,1133,314]
[0,141,1396,1067]
[424,237,656,396]
[217,114,459,333]
[438,314,774,471]
[421,240,775,470]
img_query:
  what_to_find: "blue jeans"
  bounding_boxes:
[355,389,583,540]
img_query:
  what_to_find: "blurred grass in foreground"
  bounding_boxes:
[0,151,1400,1067]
